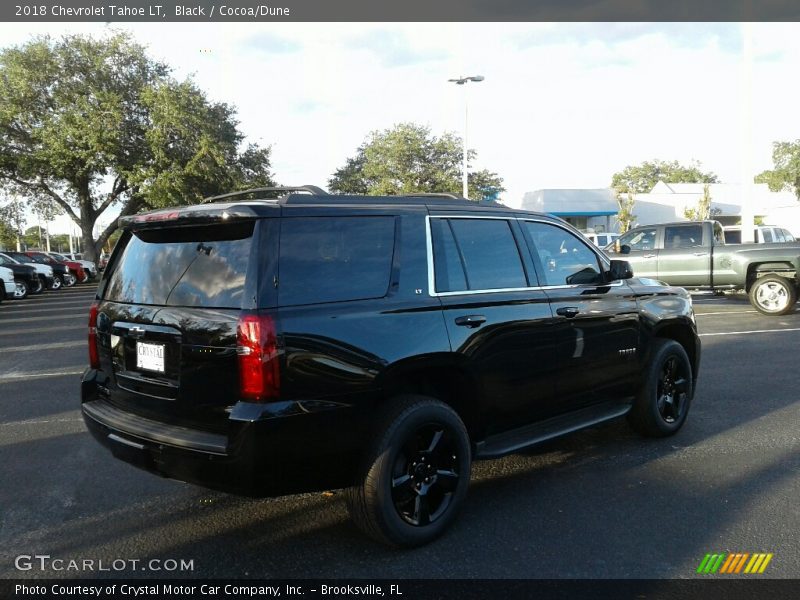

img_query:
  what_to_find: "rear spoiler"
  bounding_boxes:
[118,203,273,230]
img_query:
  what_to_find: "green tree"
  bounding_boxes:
[755,140,800,199]
[611,159,719,194]
[328,123,505,201]
[683,183,721,221]
[49,233,70,253]
[0,33,275,262]
[615,192,637,233]
[0,216,16,250]
[0,196,26,250]
[22,225,42,250]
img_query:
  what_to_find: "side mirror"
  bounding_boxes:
[608,259,634,281]
[619,244,631,255]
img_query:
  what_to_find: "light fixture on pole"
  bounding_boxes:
[448,75,484,199]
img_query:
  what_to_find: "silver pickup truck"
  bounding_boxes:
[605,220,800,316]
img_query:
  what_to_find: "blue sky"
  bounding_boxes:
[1,22,799,233]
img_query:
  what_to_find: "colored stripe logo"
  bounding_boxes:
[697,552,773,574]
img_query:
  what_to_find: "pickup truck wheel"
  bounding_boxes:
[13,280,29,299]
[51,275,63,290]
[748,275,797,316]
[345,395,471,547]
[628,339,693,438]
[31,276,45,294]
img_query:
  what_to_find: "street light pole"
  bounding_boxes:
[448,75,484,199]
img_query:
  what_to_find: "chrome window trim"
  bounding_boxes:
[426,215,621,297]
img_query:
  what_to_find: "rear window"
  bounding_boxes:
[104,223,253,308]
[278,216,395,306]
[725,230,741,244]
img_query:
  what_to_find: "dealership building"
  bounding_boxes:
[522,183,800,235]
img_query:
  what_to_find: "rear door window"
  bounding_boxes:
[762,229,774,243]
[725,230,741,244]
[104,222,253,308]
[664,225,704,249]
[431,218,527,292]
[430,218,468,293]
[278,216,395,306]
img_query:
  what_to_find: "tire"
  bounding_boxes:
[32,276,45,294]
[628,339,693,438]
[63,273,76,287]
[748,275,797,316]
[346,395,472,548]
[79,270,89,284]
[51,275,63,290]
[13,279,29,300]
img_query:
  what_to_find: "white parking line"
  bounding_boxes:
[0,298,93,308]
[699,328,800,337]
[0,340,84,353]
[0,313,91,324]
[0,324,84,336]
[695,310,758,316]
[0,306,90,315]
[0,417,83,427]
[0,367,85,381]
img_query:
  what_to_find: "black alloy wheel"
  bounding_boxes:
[656,355,688,424]
[390,424,461,527]
[346,395,471,547]
[628,339,693,437]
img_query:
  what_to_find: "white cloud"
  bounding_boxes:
[1,21,799,234]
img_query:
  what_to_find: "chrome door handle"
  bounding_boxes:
[643,254,656,259]
[693,252,708,257]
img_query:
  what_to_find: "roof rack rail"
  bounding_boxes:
[403,192,464,199]
[203,185,328,203]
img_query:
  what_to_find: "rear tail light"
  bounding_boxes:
[237,312,280,401]
[88,301,100,369]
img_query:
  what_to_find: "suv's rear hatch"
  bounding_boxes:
[96,218,266,433]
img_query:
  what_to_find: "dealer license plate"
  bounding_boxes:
[136,341,165,373]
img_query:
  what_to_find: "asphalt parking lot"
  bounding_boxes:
[1,288,798,579]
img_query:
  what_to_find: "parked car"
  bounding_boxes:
[583,231,620,248]
[1,251,55,291]
[0,265,16,302]
[723,225,796,244]
[606,220,800,315]
[24,252,80,287]
[82,187,700,547]
[98,253,110,271]
[53,252,98,280]
[0,254,39,298]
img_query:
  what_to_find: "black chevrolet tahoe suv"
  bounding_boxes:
[82,187,701,547]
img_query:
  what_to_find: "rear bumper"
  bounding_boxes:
[81,369,363,497]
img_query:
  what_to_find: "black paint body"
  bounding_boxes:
[82,196,701,496]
